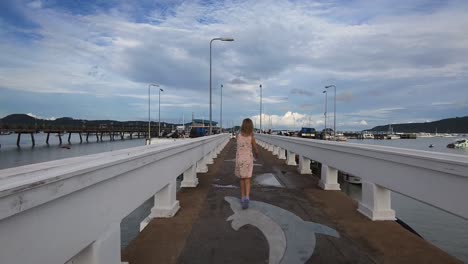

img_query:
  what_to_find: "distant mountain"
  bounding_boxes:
[1,114,37,125]
[368,116,468,133]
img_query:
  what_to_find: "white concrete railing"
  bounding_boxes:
[0,134,230,264]
[255,134,468,221]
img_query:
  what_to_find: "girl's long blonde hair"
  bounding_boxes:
[240,118,254,136]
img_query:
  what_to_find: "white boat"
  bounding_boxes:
[386,134,400,140]
[447,138,468,149]
[333,133,347,141]
[417,133,434,138]
[362,132,373,139]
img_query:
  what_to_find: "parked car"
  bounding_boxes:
[299,127,316,138]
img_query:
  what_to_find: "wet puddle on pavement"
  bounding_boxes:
[254,173,284,188]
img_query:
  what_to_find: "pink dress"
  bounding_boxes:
[235,134,254,178]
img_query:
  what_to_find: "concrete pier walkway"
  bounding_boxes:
[122,139,461,264]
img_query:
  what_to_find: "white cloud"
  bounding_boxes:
[26,113,56,120]
[27,1,42,9]
[250,111,326,130]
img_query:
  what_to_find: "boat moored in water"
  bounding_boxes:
[447,139,468,149]
[386,134,400,140]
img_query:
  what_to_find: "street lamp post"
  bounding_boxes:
[325,85,336,139]
[209,37,234,135]
[220,84,223,133]
[148,83,159,145]
[259,84,262,133]
[323,90,328,131]
[159,88,164,138]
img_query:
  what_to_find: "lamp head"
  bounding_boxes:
[323,90,327,93]
[325,85,334,88]
[220,37,234,41]
[160,88,164,92]
[149,83,159,87]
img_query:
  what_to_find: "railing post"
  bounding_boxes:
[211,147,218,158]
[319,165,340,190]
[297,156,312,174]
[65,223,123,264]
[358,182,396,221]
[146,178,180,222]
[205,151,214,164]
[286,151,297,166]
[278,148,286,159]
[272,145,280,156]
[181,165,198,188]
[258,141,263,148]
[196,157,208,173]
[267,143,274,152]
[215,144,221,155]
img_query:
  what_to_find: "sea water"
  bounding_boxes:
[345,137,468,263]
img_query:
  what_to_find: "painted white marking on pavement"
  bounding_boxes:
[225,196,340,264]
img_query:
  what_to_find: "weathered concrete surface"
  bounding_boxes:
[123,138,462,264]
[121,140,229,263]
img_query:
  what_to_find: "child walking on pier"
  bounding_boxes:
[235,118,259,209]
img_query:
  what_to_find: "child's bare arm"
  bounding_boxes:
[251,135,259,158]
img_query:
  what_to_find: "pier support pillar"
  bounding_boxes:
[358,182,396,221]
[65,222,122,264]
[286,151,297,166]
[58,134,62,145]
[181,165,198,188]
[68,133,72,144]
[196,158,209,173]
[297,156,312,174]
[86,133,89,142]
[319,165,340,190]
[46,133,50,144]
[96,133,99,142]
[30,133,35,147]
[16,133,21,147]
[79,133,83,143]
[278,148,286,159]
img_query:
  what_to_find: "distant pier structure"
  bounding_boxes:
[1,127,166,147]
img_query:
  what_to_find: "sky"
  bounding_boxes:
[0,0,467,131]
